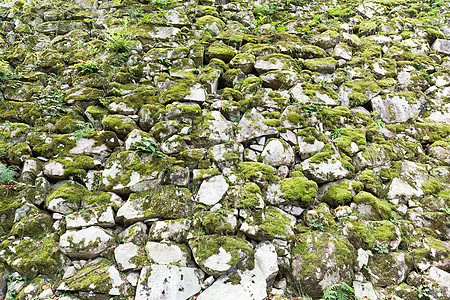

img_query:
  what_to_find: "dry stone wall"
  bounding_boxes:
[0,0,449,299]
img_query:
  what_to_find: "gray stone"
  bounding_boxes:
[135,265,203,300]
[196,175,229,206]
[235,108,277,143]
[59,226,114,259]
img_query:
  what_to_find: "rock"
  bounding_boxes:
[353,281,378,300]
[235,108,278,143]
[191,111,234,147]
[56,258,132,296]
[116,185,193,225]
[254,54,298,74]
[197,242,278,300]
[208,142,244,170]
[427,267,450,299]
[371,91,427,124]
[291,231,356,298]
[195,175,229,206]
[135,265,204,300]
[189,235,253,276]
[386,161,428,201]
[301,145,354,183]
[145,241,190,266]
[240,208,294,241]
[114,243,148,271]
[117,222,148,245]
[365,252,411,287]
[431,39,450,55]
[66,205,115,229]
[59,226,114,259]
[148,219,192,243]
[260,139,295,167]
[101,151,166,195]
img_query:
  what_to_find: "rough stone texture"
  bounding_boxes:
[135,265,203,300]
[59,226,114,259]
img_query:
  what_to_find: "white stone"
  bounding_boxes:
[196,175,229,206]
[353,281,378,300]
[114,243,140,271]
[135,265,204,300]
[145,242,188,266]
[59,226,113,259]
[260,139,295,167]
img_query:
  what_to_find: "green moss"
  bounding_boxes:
[9,212,52,239]
[224,183,262,210]
[247,208,294,240]
[195,15,225,29]
[280,177,317,208]
[56,258,115,293]
[359,170,383,196]
[303,57,338,73]
[190,235,253,270]
[101,114,137,138]
[135,185,193,219]
[202,210,235,235]
[53,115,85,134]
[302,83,338,100]
[0,233,66,278]
[333,128,366,155]
[46,155,96,178]
[206,41,236,62]
[322,181,363,208]
[159,82,192,104]
[421,179,442,195]
[344,79,381,107]
[238,162,278,184]
[45,182,90,211]
[353,191,393,220]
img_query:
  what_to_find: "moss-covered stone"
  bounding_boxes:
[0,233,67,278]
[206,41,236,63]
[224,182,263,210]
[238,162,278,186]
[241,208,294,241]
[280,176,317,208]
[189,235,253,276]
[45,181,90,213]
[322,180,364,208]
[9,212,52,239]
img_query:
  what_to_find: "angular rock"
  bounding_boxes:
[195,175,229,206]
[135,265,203,300]
[260,139,295,167]
[114,243,148,271]
[235,108,277,143]
[59,226,114,259]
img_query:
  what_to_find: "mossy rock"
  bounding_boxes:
[9,212,52,239]
[280,176,318,208]
[189,235,254,276]
[43,155,98,180]
[358,170,383,196]
[53,115,86,134]
[195,15,225,36]
[206,41,236,63]
[303,57,338,74]
[0,192,25,236]
[101,115,138,139]
[55,258,132,295]
[345,220,402,252]
[0,233,68,278]
[124,185,193,221]
[101,151,167,195]
[202,210,237,235]
[238,162,278,186]
[322,180,364,208]
[291,231,356,298]
[224,182,263,210]
[353,191,392,220]
[45,181,90,214]
[240,208,294,241]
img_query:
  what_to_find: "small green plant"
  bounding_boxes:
[135,136,165,158]
[0,60,16,83]
[0,164,19,184]
[374,241,389,254]
[73,123,95,140]
[308,218,324,231]
[331,126,344,140]
[323,282,355,300]
[414,283,430,299]
[75,60,100,74]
